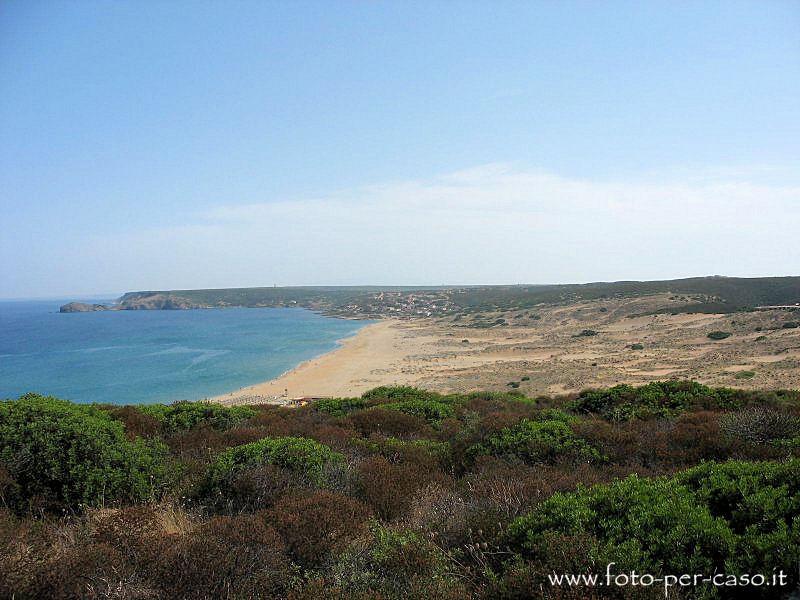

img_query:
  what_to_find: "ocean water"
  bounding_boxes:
[0,300,369,405]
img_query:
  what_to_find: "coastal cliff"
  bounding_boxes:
[59,294,205,313]
[59,302,111,313]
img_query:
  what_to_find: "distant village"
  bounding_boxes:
[328,290,461,319]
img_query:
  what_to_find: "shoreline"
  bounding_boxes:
[213,319,407,405]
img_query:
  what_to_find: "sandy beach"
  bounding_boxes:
[216,295,800,405]
[214,320,419,405]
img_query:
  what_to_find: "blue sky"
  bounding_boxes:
[1,1,799,298]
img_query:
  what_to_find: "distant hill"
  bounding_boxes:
[60,276,800,317]
[446,276,800,314]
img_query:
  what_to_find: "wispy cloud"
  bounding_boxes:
[7,164,800,295]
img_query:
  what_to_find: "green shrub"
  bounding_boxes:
[782,321,799,329]
[629,343,644,350]
[314,397,366,417]
[351,437,451,466]
[324,522,467,598]
[458,390,532,404]
[707,331,732,340]
[508,474,736,575]
[676,459,800,574]
[509,459,800,582]
[0,394,169,509]
[573,329,598,337]
[571,380,743,420]
[470,418,599,465]
[719,407,800,444]
[204,436,342,496]
[734,370,756,380]
[362,386,442,403]
[379,400,455,424]
[139,401,255,433]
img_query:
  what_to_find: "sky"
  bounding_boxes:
[1,1,799,298]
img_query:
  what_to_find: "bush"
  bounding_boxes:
[508,474,735,575]
[720,407,800,444]
[734,370,756,379]
[0,394,169,510]
[17,542,125,600]
[677,459,800,529]
[570,381,742,420]
[139,401,255,433]
[357,456,450,521]
[156,515,292,598]
[352,437,451,468]
[88,505,164,565]
[380,400,455,424]
[707,331,732,340]
[314,397,366,417]
[782,321,799,329]
[270,490,372,567]
[347,407,435,439]
[573,329,598,337]
[106,405,162,438]
[508,459,800,588]
[362,386,443,403]
[203,436,343,500]
[676,459,800,577]
[470,418,600,465]
[320,523,467,598]
[629,343,644,350]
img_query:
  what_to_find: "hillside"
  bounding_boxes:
[60,276,800,317]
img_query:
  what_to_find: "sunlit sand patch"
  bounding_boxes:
[560,351,602,360]
[724,364,757,372]
[620,366,682,377]
[751,350,800,363]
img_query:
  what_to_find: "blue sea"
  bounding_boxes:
[0,299,369,405]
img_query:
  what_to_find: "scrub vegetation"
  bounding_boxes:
[1,382,799,598]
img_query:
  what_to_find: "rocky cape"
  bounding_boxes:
[59,295,204,313]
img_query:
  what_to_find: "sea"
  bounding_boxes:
[0,299,369,405]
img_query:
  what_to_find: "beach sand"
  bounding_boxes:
[216,295,800,405]
[214,320,424,405]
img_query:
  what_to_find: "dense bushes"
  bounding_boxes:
[2,383,799,598]
[708,330,732,340]
[720,406,800,444]
[314,396,367,416]
[509,474,735,574]
[380,399,455,424]
[203,436,342,501]
[362,385,444,403]
[270,490,372,566]
[0,393,169,510]
[570,380,744,420]
[352,436,451,469]
[157,514,292,598]
[139,400,256,433]
[470,417,600,465]
[508,459,800,594]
